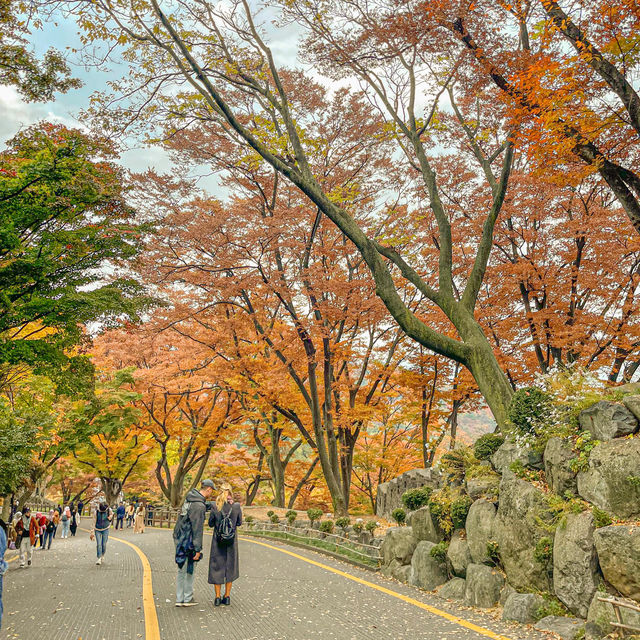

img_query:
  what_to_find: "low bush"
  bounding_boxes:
[266,510,275,518]
[486,540,500,567]
[352,521,364,534]
[427,487,455,537]
[451,495,473,530]
[508,387,552,436]
[286,510,298,525]
[473,433,505,460]
[440,447,477,482]
[365,521,378,534]
[592,506,612,528]
[391,508,407,525]
[319,520,334,533]
[402,486,433,511]
[569,431,600,473]
[270,513,280,524]
[307,508,323,524]
[535,594,570,621]
[534,536,554,565]
[335,516,350,530]
[245,515,254,524]
[429,541,448,563]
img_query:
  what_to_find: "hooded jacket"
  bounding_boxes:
[173,489,206,553]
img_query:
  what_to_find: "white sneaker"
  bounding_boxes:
[96,557,102,565]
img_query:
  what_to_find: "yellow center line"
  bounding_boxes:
[239,536,514,640]
[81,528,161,640]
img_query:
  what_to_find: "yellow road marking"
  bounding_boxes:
[82,528,161,640]
[240,536,514,640]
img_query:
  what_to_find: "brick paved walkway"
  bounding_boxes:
[1,521,547,640]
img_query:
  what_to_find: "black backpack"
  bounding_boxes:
[216,504,235,547]
[174,511,195,568]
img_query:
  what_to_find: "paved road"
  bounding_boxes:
[1,522,546,640]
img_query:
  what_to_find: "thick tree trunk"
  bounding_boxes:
[1,496,11,521]
[287,457,319,509]
[101,478,123,507]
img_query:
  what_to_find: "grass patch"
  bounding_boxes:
[243,529,380,568]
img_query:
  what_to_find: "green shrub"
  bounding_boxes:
[569,431,600,473]
[534,536,554,565]
[508,387,552,435]
[486,540,500,566]
[335,516,350,530]
[286,510,298,525]
[429,541,448,563]
[270,513,280,524]
[428,488,455,536]
[352,521,364,534]
[627,475,640,489]
[440,447,476,482]
[592,506,612,528]
[266,510,275,518]
[319,520,334,533]
[402,486,433,511]
[391,508,407,525]
[535,594,570,621]
[451,495,473,530]
[307,508,323,524]
[245,515,254,524]
[365,520,378,534]
[474,433,505,460]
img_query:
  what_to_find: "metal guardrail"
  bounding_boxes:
[598,596,640,637]
[245,522,381,562]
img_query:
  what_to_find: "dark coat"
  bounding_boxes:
[208,502,242,584]
[173,489,207,553]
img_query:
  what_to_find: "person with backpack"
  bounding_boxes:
[208,484,242,606]
[90,501,113,565]
[69,506,79,537]
[173,479,215,608]
[60,505,71,538]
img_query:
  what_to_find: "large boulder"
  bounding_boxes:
[553,511,600,617]
[502,593,546,624]
[622,395,640,422]
[376,468,440,518]
[464,563,504,608]
[466,475,500,501]
[381,527,417,566]
[491,438,543,473]
[435,577,467,601]
[586,592,640,639]
[447,529,472,578]
[593,524,640,601]
[409,541,448,591]
[466,499,497,564]
[534,616,586,640]
[577,438,640,520]
[493,471,553,592]
[578,401,638,441]
[408,506,443,543]
[544,437,578,496]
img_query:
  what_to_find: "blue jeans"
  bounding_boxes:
[95,529,109,558]
[61,520,70,537]
[43,530,53,549]
[176,561,195,603]
[115,516,124,530]
[0,574,3,630]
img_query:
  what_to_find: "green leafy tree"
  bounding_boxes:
[0,124,152,389]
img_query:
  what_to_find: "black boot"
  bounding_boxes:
[222,596,230,606]
[214,597,222,607]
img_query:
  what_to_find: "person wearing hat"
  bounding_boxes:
[173,479,215,607]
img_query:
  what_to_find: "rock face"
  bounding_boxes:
[593,524,640,601]
[622,395,640,422]
[586,592,640,639]
[408,506,443,543]
[502,593,545,624]
[534,616,586,640]
[553,511,600,617]
[447,529,472,578]
[466,499,497,565]
[544,437,578,496]
[577,438,640,520]
[493,471,553,592]
[409,541,448,591]
[436,577,466,601]
[376,468,440,518]
[578,401,638,441]
[466,475,500,501]
[491,439,544,473]
[381,527,417,566]
[464,563,504,608]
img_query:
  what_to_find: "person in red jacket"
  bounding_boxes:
[14,508,38,568]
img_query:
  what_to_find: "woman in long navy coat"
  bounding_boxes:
[208,485,242,606]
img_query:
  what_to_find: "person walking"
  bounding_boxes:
[36,513,46,549]
[77,500,84,517]
[15,508,38,568]
[126,503,135,527]
[208,484,242,606]
[0,518,7,630]
[115,503,125,530]
[42,512,55,550]
[60,506,71,538]
[133,503,145,534]
[90,501,113,566]
[173,479,215,607]
[69,506,79,537]
[51,509,59,539]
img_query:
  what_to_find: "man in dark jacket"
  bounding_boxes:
[174,479,215,607]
